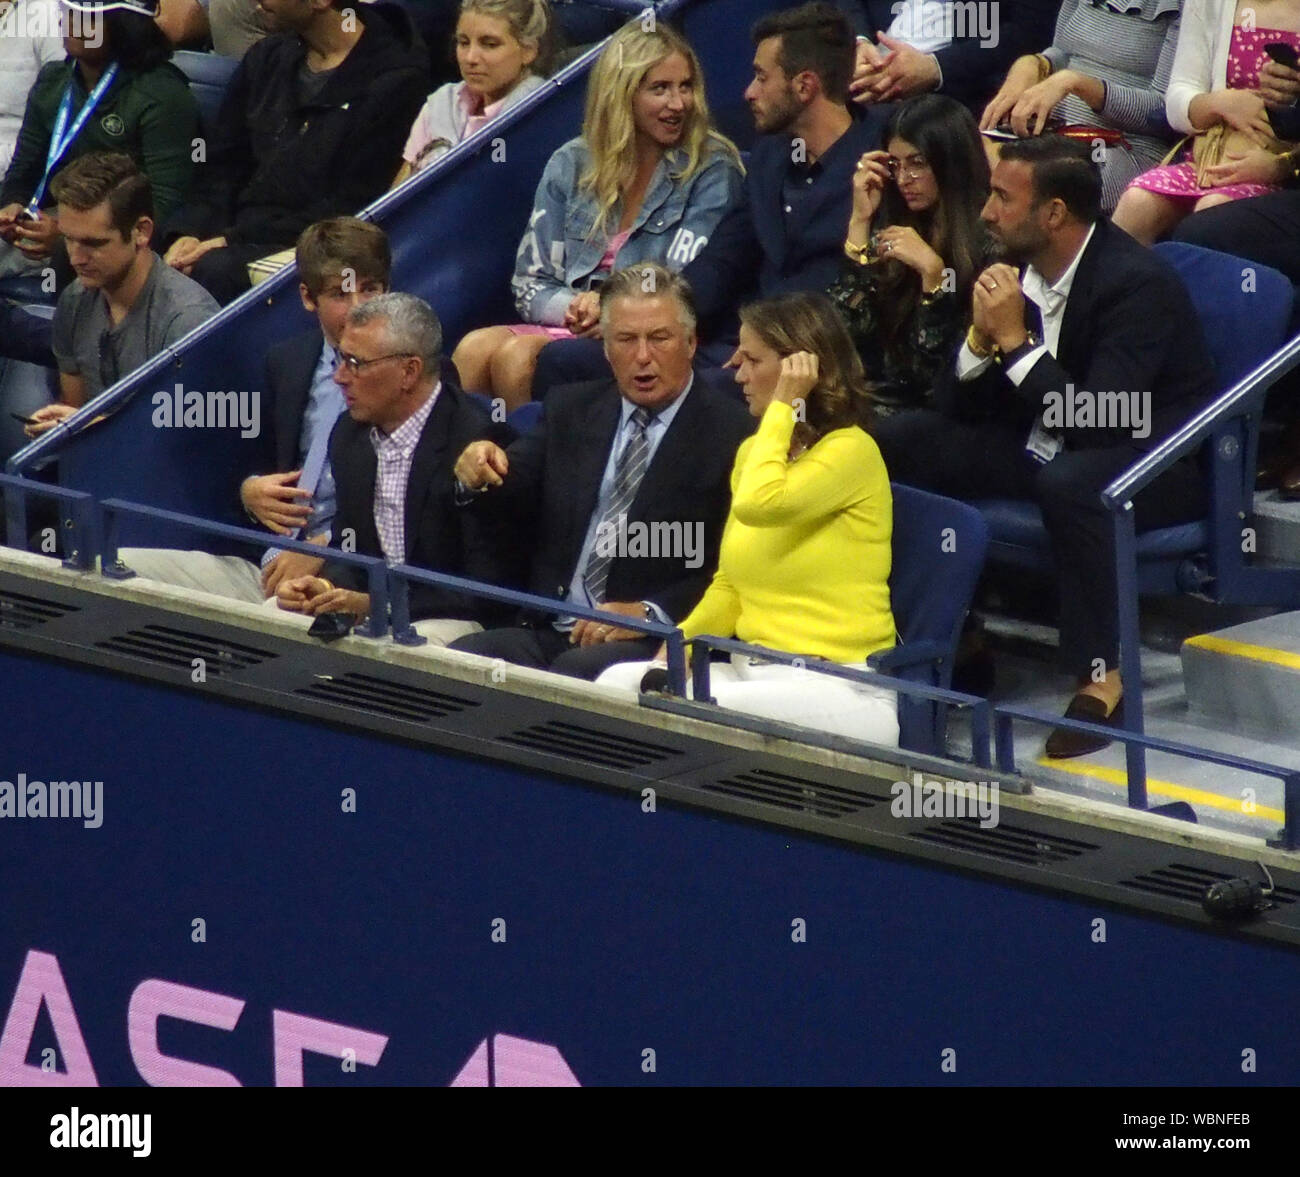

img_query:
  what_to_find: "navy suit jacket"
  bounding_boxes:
[838,0,1060,108]
[684,112,883,341]
[321,381,519,622]
[935,219,1216,451]
[470,379,753,623]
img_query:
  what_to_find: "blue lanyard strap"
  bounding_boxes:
[25,62,121,216]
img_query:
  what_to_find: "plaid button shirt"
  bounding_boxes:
[368,384,441,566]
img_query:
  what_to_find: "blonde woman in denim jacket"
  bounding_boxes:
[453,21,744,409]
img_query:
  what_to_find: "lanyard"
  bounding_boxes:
[25,62,121,216]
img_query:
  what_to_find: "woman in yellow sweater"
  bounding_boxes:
[597,291,899,747]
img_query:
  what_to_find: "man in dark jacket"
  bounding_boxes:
[276,292,516,638]
[449,264,753,680]
[877,136,1216,759]
[162,0,428,304]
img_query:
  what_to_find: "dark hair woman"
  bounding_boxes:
[828,93,993,416]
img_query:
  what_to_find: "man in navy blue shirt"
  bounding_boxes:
[532,1,881,397]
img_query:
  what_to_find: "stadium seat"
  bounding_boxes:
[869,483,989,755]
[172,49,240,132]
[973,243,1295,601]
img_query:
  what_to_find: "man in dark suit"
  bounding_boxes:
[532,2,881,398]
[275,292,514,639]
[876,136,1216,757]
[841,0,1059,110]
[449,264,753,680]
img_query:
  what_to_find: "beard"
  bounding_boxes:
[751,87,802,136]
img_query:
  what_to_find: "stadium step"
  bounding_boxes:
[1255,491,1300,565]
[1182,611,1300,741]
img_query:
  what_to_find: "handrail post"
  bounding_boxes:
[968,700,992,769]
[995,712,1016,774]
[98,501,135,579]
[1113,501,1147,810]
[387,570,427,647]
[664,629,687,697]
[361,563,389,639]
[1282,772,1300,852]
[690,639,714,704]
[3,479,27,554]
[61,494,95,571]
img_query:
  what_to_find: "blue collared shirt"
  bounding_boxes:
[559,376,694,627]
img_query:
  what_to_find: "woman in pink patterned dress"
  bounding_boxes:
[1113,0,1300,244]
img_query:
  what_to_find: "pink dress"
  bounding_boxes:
[508,228,633,339]
[1129,25,1300,203]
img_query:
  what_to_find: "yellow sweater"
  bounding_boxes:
[679,400,896,664]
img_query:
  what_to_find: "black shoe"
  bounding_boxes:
[1044,693,1123,760]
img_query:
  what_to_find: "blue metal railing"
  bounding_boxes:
[1101,333,1300,824]
[682,633,994,768]
[4,483,1300,845]
[0,473,95,570]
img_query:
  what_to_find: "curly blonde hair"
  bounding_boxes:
[580,21,740,238]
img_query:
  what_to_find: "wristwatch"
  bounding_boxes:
[994,334,1040,367]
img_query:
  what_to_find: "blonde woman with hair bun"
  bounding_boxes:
[452,19,744,409]
[395,0,554,185]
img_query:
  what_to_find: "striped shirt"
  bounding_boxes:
[369,384,440,567]
[1042,0,1183,207]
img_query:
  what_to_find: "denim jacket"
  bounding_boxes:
[512,135,744,325]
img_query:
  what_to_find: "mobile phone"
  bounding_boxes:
[307,612,354,642]
[9,412,35,425]
[1265,42,1300,70]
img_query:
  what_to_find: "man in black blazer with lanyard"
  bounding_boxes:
[276,293,516,639]
[450,264,753,680]
[841,0,1059,110]
[877,136,1216,758]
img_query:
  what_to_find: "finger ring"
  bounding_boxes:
[989,280,998,289]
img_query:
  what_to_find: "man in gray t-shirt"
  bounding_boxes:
[26,152,219,436]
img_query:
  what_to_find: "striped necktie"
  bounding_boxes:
[583,407,653,605]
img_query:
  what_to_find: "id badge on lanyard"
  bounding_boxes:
[24,62,121,217]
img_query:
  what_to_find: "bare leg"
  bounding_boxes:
[1193,193,1234,214]
[451,325,516,395]
[489,333,554,411]
[1112,188,1186,246]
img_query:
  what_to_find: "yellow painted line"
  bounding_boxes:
[1035,758,1285,823]
[1185,633,1300,672]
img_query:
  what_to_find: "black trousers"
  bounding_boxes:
[875,411,1207,680]
[1173,190,1300,285]
[187,242,281,306]
[449,622,659,680]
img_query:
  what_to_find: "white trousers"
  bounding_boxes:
[113,548,483,646]
[597,651,900,748]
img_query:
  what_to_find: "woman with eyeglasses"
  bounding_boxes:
[827,94,993,418]
[451,20,743,411]
[596,291,899,748]
[0,0,199,283]
[394,0,552,185]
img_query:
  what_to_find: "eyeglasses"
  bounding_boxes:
[333,350,415,375]
[98,329,120,390]
[888,156,931,181]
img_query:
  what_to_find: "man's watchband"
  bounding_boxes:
[994,335,1040,368]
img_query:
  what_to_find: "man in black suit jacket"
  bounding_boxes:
[876,136,1216,758]
[531,2,882,398]
[841,0,1059,110]
[449,264,753,680]
[276,293,515,637]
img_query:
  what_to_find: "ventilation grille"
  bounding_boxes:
[1121,862,1300,906]
[96,624,274,673]
[0,588,80,631]
[499,720,679,770]
[295,672,479,722]
[910,819,1098,864]
[701,768,888,818]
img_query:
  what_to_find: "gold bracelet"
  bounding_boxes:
[1035,54,1052,83]
[844,237,874,265]
[966,323,993,358]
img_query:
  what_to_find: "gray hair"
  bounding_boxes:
[599,263,697,334]
[347,292,442,374]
